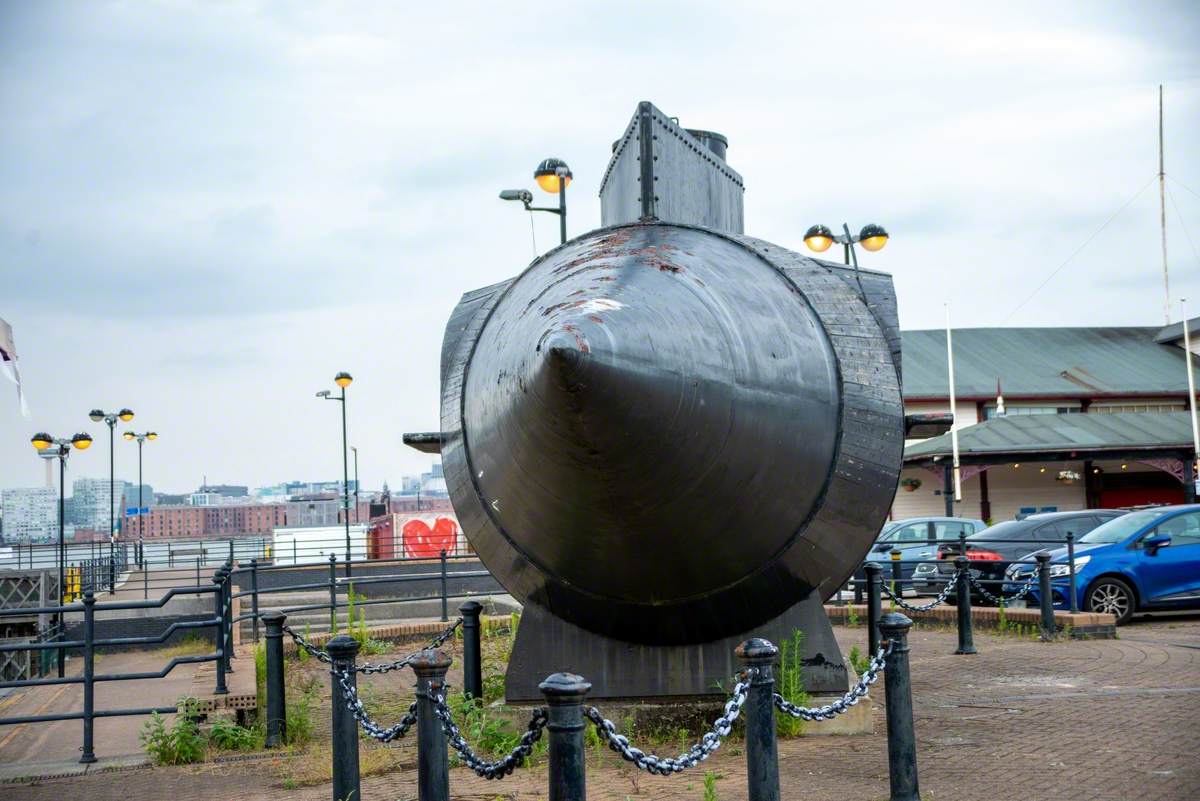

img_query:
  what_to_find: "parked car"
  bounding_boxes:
[1002,504,1200,624]
[856,517,986,589]
[912,510,1126,597]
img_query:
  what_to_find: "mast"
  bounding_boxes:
[1160,84,1170,324]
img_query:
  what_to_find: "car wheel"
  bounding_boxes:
[1085,577,1135,624]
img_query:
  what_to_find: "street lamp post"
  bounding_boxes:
[317,372,354,576]
[122,431,158,565]
[31,432,93,677]
[350,446,359,524]
[803,223,889,301]
[89,408,134,594]
[500,157,573,246]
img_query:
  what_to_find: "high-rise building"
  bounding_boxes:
[123,484,155,513]
[71,477,129,534]
[1,487,58,543]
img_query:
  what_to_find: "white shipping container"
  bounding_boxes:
[272,525,369,566]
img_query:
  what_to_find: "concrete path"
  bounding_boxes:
[0,650,201,766]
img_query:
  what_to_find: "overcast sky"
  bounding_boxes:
[2,1,1199,495]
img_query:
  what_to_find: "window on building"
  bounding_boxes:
[983,405,1081,420]
[1090,403,1186,414]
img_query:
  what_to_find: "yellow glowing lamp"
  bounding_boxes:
[118,408,134,422]
[534,158,572,194]
[72,433,94,450]
[31,433,53,450]
[334,372,353,388]
[148,432,158,440]
[803,224,834,253]
[123,431,135,441]
[858,224,889,252]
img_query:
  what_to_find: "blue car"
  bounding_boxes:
[1003,504,1200,624]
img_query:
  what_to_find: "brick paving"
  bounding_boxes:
[6,614,1199,801]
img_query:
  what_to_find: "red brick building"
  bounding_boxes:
[123,503,286,540]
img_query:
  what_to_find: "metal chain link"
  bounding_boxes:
[968,571,1038,605]
[880,569,960,612]
[282,618,462,672]
[282,624,333,664]
[584,673,751,775]
[333,666,418,742]
[356,619,463,674]
[432,689,548,779]
[774,641,892,721]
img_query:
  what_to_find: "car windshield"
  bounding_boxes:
[878,522,902,541]
[1078,509,1168,544]
[966,521,1028,541]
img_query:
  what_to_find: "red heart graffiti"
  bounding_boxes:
[402,516,459,559]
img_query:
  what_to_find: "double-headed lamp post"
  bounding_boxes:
[316,372,353,575]
[88,408,134,594]
[803,223,889,266]
[500,157,573,245]
[31,431,93,677]
[122,431,158,564]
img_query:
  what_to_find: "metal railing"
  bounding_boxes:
[229,549,500,642]
[2,533,481,605]
[844,531,1082,613]
[0,583,227,763]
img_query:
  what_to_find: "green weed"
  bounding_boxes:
[703,770,721,801]
[139,699,206,765]
[847,645,870,677]
[209,717,260,751]
[776,629,808,738]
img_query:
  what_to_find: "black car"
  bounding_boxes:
[912,510,1127,599]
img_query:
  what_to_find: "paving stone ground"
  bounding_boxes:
[6,613,1199,801]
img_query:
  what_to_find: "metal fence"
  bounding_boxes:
[0,583,227,763]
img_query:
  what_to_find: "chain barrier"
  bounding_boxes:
[775,641,891,721]
[432,689,548,779]
[880,569,960,612]
[968,571,1039,606]
[283,617,462,672]
[584,673,751,775]
[334,667,419,742]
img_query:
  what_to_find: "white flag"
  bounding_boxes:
[0,318,31,418]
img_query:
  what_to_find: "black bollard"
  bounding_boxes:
[879,612,919,801]
[889,548,903,597]
[327,635,362,801]
[411,649,452,801]
[954,555,976,655]
[80,590,97,763]
[1066,532,1079,613]
[735,638,780,801]
[459,600,484,702]
[261,610,287,747]
[540,672,592,801]
[865,562,882,657]
[211,572,228,695]
[1036,551,1055,640]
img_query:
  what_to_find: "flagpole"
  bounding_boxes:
[945,304,962,503]
[1182,299,1199,471]
[1160,85,1170,324]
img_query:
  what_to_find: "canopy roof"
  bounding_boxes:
[901,327,1197,400]
[904,412,1196,464]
